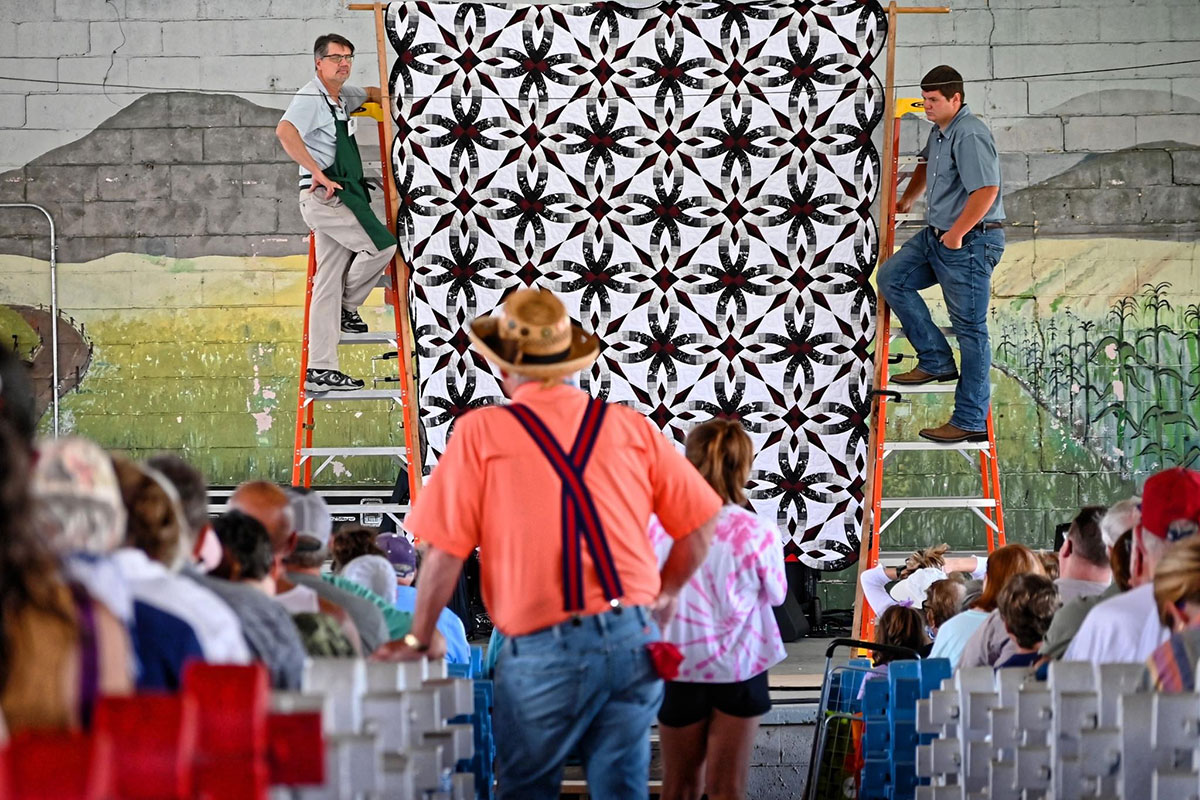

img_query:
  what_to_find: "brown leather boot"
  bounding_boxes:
[919,422,988,443]
[891,366,959,385]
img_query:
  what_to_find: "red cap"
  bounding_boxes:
[1141,467,1200,541]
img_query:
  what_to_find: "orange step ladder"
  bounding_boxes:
[291,102,422,523]
[852,98,1005,643]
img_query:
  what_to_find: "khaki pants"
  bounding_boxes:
[298,189,396,371]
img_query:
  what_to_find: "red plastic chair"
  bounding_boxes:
[191,757,269,800]
[267,711,326,786]
[93,693,198,800]
[181,662,269,759]
[2,729,113,800]
[182,662,270,800]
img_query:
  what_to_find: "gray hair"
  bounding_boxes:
[1100,497,1140,550]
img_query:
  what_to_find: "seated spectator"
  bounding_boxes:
[1066,468,1200,664]
[213,511,358,657]
[154,460,306,690]
[859,606,930,699]
[32,437,134,626]
[341,555,398,606]
[996,574,1060,673]
[924,577,966,641]
[1042,500,1138,660]
[378,534,471,665]
[1144,536,1200,691]
[0,421,132,731]
[859,544,986,616]
[330,524,386,571]
[285,493,422,647]
[146,454,224,572]
[934,543,1043,669]
[232,482,370,650]
[112,458,252,683]
[1038,551,1059,581]
[877,605,930,660]
[329,524,401,605]
[1054,506,1112,603]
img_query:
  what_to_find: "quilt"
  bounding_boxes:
[387,0,886,569]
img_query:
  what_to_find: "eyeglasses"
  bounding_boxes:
[321,54,354,64]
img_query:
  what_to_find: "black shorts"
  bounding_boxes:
[657,670,772,728]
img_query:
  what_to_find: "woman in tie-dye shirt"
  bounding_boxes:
[649,419,787,800]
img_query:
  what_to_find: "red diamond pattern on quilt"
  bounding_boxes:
[387,0,886,570]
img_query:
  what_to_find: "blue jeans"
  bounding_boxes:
[493,607,663,800]
[876,226,1005,431]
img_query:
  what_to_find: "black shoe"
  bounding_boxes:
[341,309,368,334]
[305,369,364,393]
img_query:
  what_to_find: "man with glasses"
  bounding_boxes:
[277,34,396,392]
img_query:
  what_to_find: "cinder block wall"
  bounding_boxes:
[0,0,1198,609]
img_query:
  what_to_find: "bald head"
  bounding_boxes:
[229,481,295,555]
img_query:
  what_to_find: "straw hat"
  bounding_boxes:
[468,288,600,379]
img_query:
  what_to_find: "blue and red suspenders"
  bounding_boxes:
[504,397,624,612]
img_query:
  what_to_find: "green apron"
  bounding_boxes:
[321,97,397,251]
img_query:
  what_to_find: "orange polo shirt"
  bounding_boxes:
[405,382,722,636]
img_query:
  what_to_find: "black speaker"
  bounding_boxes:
[773,588,810,642]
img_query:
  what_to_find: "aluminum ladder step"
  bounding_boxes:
[298,447,406,458]
[883,441,990,452]
[880,496,997,510]
[339,331,397,345]
[303,389,404,402]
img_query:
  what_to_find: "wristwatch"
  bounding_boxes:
[403,633,429,653]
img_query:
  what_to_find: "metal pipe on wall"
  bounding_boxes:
[0,203,60,437]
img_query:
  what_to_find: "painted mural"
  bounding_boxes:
[0,91,1196,609]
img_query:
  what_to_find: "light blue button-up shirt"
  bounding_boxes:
[921,104,1004,231]
[280,78,367,182]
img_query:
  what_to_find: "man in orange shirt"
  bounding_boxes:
[383,288,722,799]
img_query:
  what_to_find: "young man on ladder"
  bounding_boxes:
[276,33,397,392]
[876,65,1005,443]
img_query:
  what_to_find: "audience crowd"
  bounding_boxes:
[864,463,1200,690]
[3,321,1200,799]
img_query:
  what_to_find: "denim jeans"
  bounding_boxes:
[876,226,1005,431]
[493,607,663,800]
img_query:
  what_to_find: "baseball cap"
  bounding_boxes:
[32,436,126,554]
[1141,467,1200,542]
[288,490,332,551]
[377,532,416,577]
[341,555,398,605]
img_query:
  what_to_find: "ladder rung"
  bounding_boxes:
[883,441,990,452]
[304,389,404,401]
[880,497,997,510]
[883,383,956,394]
[340,332,397,345]
[299,447,406,458]
[895,213,924,222]
[897,155,924,166]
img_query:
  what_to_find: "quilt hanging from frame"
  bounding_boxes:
[387,0,886,570]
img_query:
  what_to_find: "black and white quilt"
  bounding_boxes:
[387,0,885,569]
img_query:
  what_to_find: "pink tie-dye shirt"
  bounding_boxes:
[649,505,788,683]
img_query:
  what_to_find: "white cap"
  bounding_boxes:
[341,554,397,605]
[888,566,947,608]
